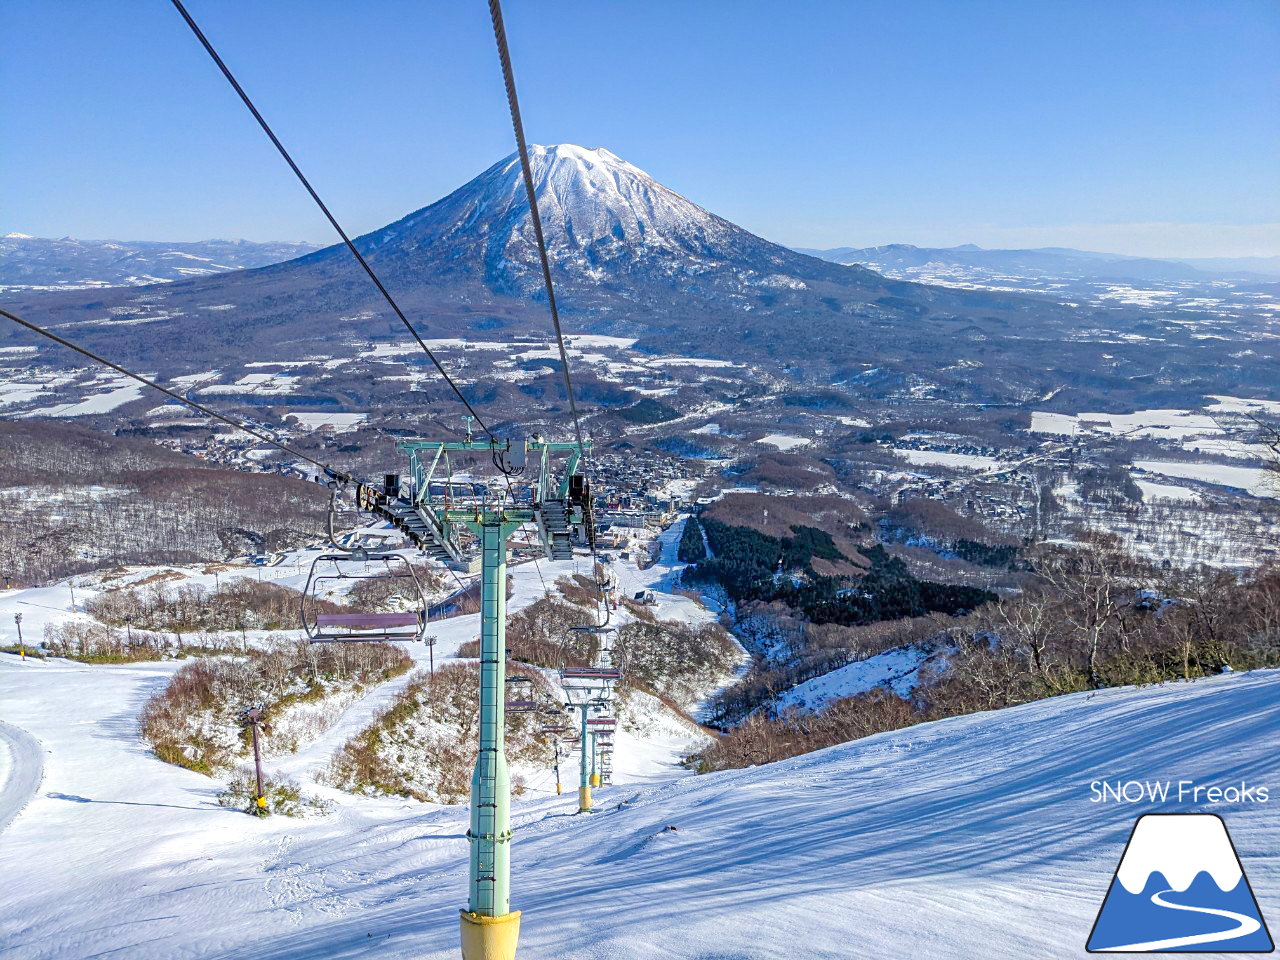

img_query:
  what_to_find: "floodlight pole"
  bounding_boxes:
[250,719,266,815]
[240,706,268,816]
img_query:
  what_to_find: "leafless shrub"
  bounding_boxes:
[326,663,552,803]
[88,579,340,634]
[140,639,411,775]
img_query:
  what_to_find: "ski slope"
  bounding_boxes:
[0,522,1276,958]
[0,720,43,833]
[2,640,1277,959]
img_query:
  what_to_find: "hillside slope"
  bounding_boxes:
[0,234,321,289]
[1,643,1274,958]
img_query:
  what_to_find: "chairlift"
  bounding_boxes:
[560,666,622,682]
[301,549,427,643]
[505,675,538,714]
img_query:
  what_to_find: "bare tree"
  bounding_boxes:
[1255,416,1280,495]
[1034,534,1136,688]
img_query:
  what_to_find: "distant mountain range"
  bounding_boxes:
[794,243,1280,281]
[3,145,1080,375]
[3,146,1275,410]
[0,234,321,289]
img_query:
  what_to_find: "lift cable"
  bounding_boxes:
[0,306,477,600]
[487,0,585,456]
[168,0,497,443]
[488,0,610,628]
[0,307,347,479]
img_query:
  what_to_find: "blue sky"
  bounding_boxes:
[3,0,1277,257]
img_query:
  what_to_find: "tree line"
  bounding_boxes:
[692,535,1280,773]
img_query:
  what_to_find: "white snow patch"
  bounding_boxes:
[757,434,809,451]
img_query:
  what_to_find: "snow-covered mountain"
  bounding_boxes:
[3,144,1081,379]
[0,234,321,290]
[8,143,1262,408]
[296,142,878,309]
[357,145,768,291]
[1114,815,1242,894]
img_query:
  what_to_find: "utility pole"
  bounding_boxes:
[553,739,562,796]
[239,707,270,816]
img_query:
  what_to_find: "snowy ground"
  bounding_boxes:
[1,526,1276,958]
[770,645,937,714]
[3,649,1275,958]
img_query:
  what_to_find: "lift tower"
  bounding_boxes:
[392,435,591,960]
[560,625,621,813]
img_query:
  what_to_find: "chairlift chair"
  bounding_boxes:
[560,666,622,682]
[505,675,538,714]
[301,549,427,644]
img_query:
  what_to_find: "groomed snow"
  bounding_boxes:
[2,652,1275,958]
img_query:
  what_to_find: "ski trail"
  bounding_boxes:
[1096,888,1262,952]
[270,659,426,783]
[0,720,44,834]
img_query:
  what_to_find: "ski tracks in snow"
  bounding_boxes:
[0,719,44,834]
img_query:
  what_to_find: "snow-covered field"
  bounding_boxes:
[3,640,1275,958]
[770,645,936,714]
[893,448,1002,471]
[1134,460,1275,498]
[756,433,808,451]
[1,519,1277,958]
[284,412,368,433]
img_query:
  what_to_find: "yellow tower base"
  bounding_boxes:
[578,785,592,812]
[590,772,601,788]
[555,782,562,795]
[459,909,521,960]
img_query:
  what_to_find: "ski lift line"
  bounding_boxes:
[167,0,496,443]
[0,307,344,478]
[486,0,584,458]
[0,308,478,600]
[487,0,615,632]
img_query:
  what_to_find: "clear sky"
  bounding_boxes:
[3,0,1277,257]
